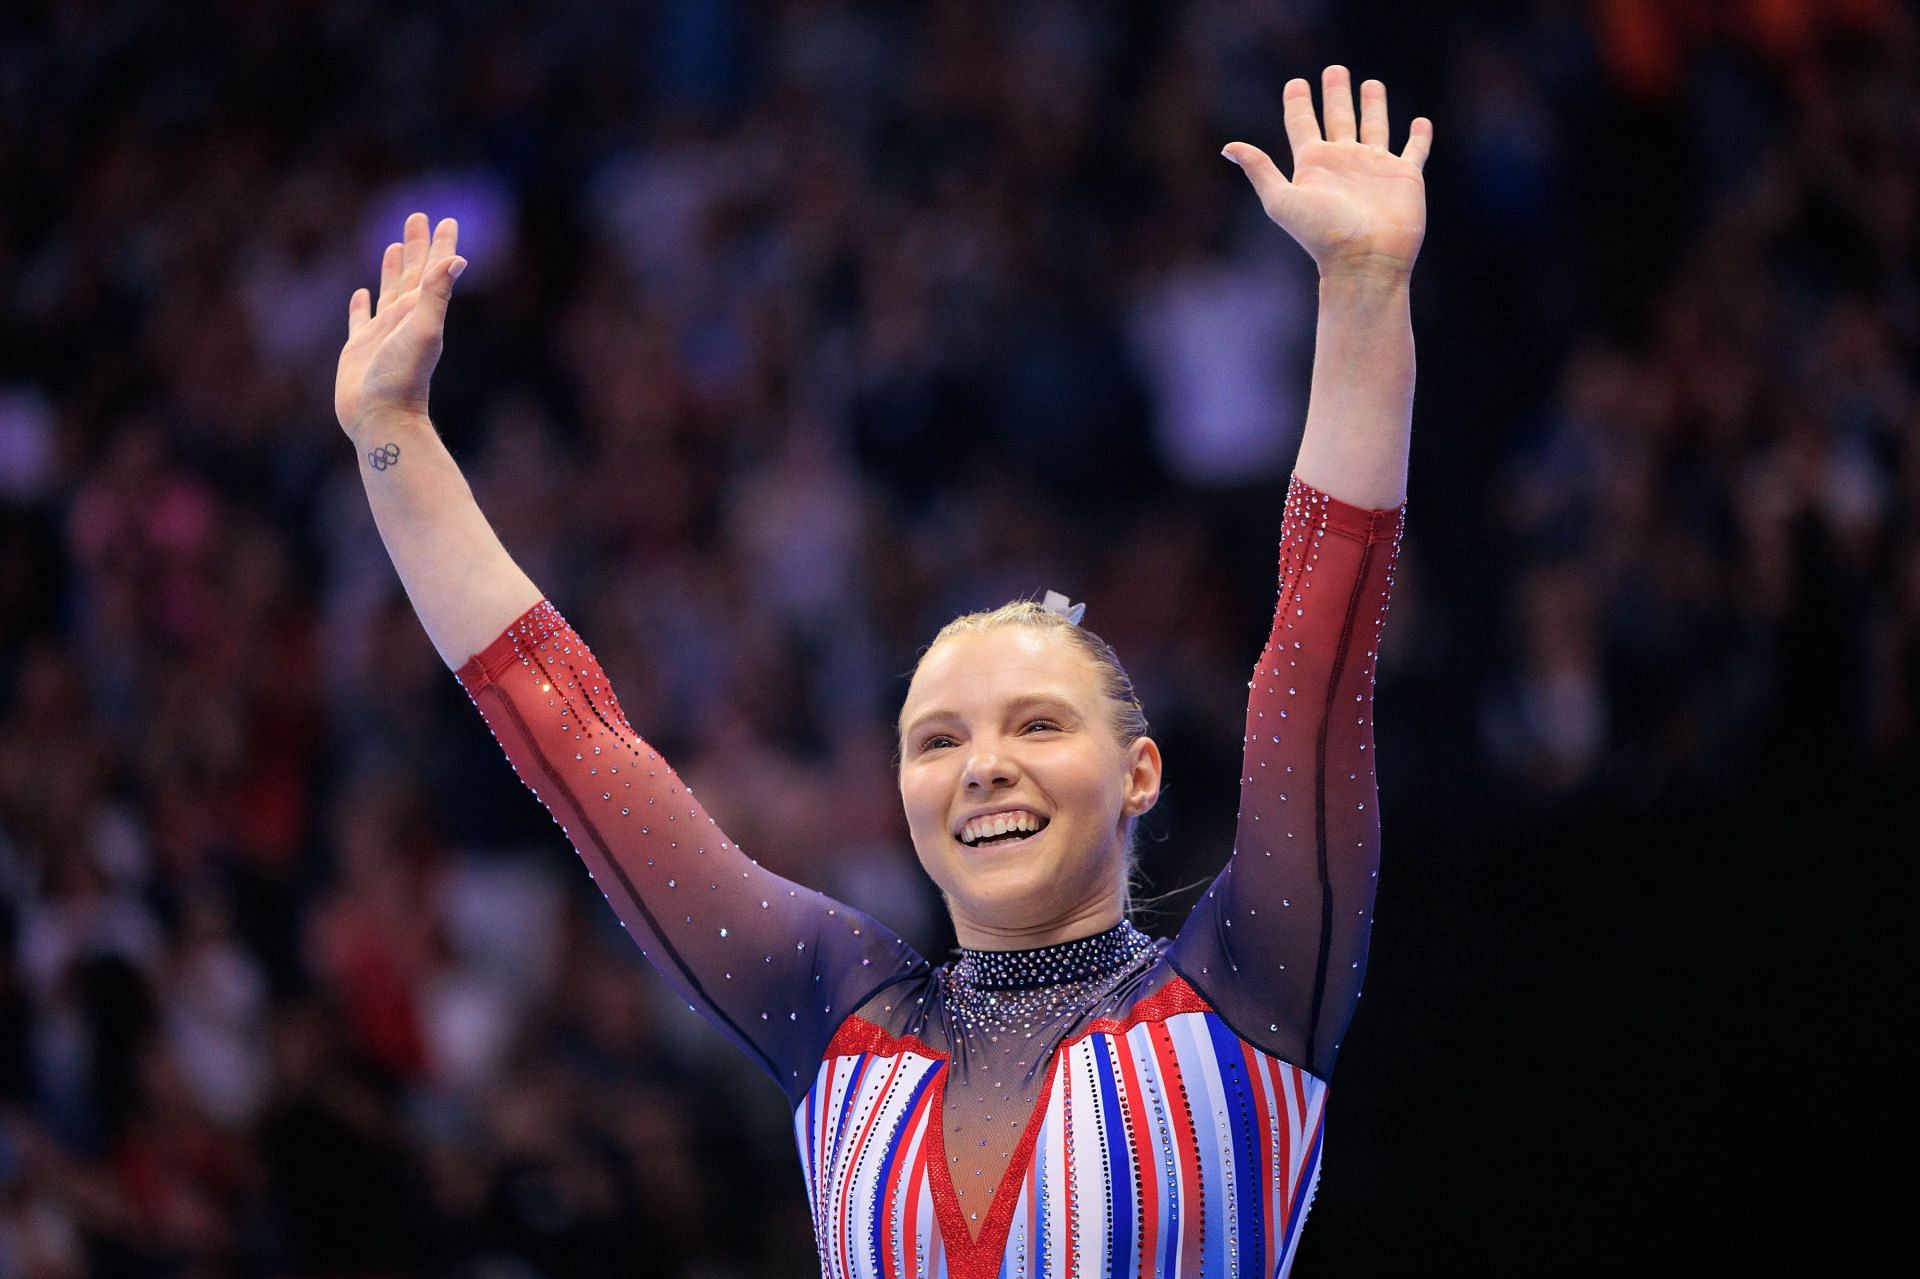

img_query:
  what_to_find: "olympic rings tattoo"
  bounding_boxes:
[366,442,401,471]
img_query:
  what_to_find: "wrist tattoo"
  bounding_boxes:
[366,442,401,471]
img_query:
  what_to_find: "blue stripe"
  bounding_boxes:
[1282,1105,1324,1251]
[803,1081,818,1209]
[1091,1037,1135,1278]
[828,1053,871,1173]
[870,1065,937,1278]
[1204,1014,1266,1279]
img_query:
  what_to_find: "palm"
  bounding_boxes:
[335,213,464,439]
[1224,67,1433,276]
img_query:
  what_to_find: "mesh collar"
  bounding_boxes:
[950,920,1155,992]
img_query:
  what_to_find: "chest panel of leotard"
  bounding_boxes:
[797,954,1330,1279]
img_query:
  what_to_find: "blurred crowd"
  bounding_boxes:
[0,0,1913,1274]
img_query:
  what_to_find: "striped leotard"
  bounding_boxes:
[455,474,1405,1277]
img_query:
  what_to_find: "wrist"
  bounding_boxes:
[348,406,434,450]
[1317,263,1414,297]
[1317,268,1413,327]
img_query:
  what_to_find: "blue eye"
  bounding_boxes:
[919,735,955,751]
[1024,719,1059,733]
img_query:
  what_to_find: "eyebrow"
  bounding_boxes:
[900,693,1081,740]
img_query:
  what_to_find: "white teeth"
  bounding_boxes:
[959,810,1043,845]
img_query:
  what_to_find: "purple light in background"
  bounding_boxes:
[0,385,55,503]
[361,169,517,288]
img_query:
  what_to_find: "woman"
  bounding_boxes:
[336,65,1430,1279]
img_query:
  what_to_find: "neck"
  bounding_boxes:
[948,899,1124,951]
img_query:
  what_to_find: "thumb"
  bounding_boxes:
[1221,143,1295,225]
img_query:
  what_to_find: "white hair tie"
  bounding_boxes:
[1040,590,1087,626]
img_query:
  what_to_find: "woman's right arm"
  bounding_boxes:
[454,598,925,1096]
[335,214,927,1098]
[335,213,542,670]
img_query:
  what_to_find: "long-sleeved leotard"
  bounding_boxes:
[455,473,1404,1278]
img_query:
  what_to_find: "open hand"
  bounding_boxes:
[334,212,466,442]
[1223,66,1432,279]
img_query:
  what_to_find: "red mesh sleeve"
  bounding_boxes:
[455,600,926,1102]
[1169,473,1406,1079]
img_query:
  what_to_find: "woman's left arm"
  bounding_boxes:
[1168,67,1429,1078]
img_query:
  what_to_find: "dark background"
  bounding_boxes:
[0,0,1912,1274]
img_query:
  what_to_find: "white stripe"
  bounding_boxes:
[798,1051,942,1279]
[1277,1063,1302,1153]
[888,1083,932,1279]
[1040,1055,1071,1275]
[1066,1038,1110,1276]
[1248,1051,1285,1265]
[1125,1020,1184,1279]
[1164,1013,1234,1278]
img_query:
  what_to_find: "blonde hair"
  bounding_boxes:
[902,597,1153,916]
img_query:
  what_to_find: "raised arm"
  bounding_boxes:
[1169,478,1403,1078]
[1222,66,1428,509]
[334,216,927,1100]
[334,212,541,670]
[1170,68,1429,1078]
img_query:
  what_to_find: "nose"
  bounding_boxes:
[963,743,1019,790]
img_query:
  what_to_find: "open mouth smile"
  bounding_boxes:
[955,810,1051,849]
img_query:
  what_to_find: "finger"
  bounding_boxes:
[1280,77,1320,161]
[375,242,403,313]
[424,217,459,275]
[348,287,370,337]
[1401,117,1434,173]
[1322,65,1357,143]
[1359,78,1389,149]
[412,254,467,336]
[1220,142,1296,226]
[400,212,429,292]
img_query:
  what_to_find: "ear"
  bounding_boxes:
[1120,736,1163,818]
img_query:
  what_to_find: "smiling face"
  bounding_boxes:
[897,625,1161,949]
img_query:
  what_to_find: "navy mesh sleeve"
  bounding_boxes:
[455,599,927,1103]
[1168,473,1406,1080]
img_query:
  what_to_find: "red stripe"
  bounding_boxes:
[815,1058,839,1199]
[824,1052,872,1215]
[1288,1083,1324,1219]
[885,1077,937,1279]
[1067,975,1212,1045]
[1148,1020,1205,1270]
[1268,1053,1294,1251]
[1270,1053,1296,1256]
[1269,1059,1297,1223]
[1241,1040,1278,1267]
[840,1053,908,1279]
[931,1058,1059,1279]
[904,1093,934,1279]
[1281,1063,1309,1221]
[1062,1050,1078,1276]
[1113,1034,1158,1279]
